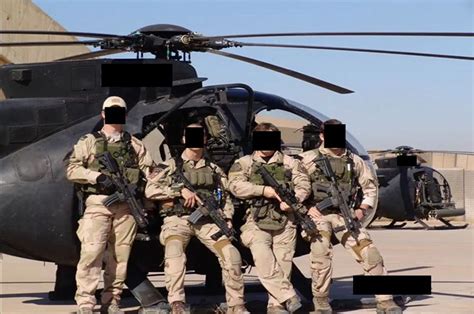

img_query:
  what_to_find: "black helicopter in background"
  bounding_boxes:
[0,24,472,305]
[367,146,467,229]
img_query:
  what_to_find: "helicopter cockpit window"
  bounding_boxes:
[285,99,369,158]
[140,108,240,171]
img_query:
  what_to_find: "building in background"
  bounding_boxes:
[0,0,89,66]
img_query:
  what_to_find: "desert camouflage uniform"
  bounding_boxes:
[228,151,311,309]
[145,152,245,307]
[66,131,153,309]
[299,146,393,303]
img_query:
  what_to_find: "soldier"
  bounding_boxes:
[66,96,154,314]
[299,119,402,314]
[145,122,249,314]
[228,122,311,314]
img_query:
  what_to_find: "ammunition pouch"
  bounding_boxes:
[248,198,288,231]
[75,186,86,218]
[81,131,142,196]
[204,115,230,148]
[158,199,194,218]
[311,182,332,203]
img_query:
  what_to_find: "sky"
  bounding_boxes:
[33,0,473,151]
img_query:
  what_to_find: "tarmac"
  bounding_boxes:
[0,220,473,313]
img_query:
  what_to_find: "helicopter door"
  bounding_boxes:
[142,127,171,164]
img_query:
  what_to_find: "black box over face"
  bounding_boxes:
[324,124,346,148]
[397,155,417,167]
[104,107,126,124]
[252,131,281,151]
[185,127,204,148]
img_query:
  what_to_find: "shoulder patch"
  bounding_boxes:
[229,162,242,173]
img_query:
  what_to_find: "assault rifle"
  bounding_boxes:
[173,164,237,242]
[314,156,361,242]
[96,151,151,241]
[256,167,320,237]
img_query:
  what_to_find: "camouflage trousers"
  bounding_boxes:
[240,219,297,308]
[75,198,137,309]
[307,213,392,302]
[159,215,245,306]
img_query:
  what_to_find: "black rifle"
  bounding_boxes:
[173,162,237,242]
[256,167,321,237]
[96,151,150,240]
[314,156,361,242]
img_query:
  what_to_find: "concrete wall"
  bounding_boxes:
[0,0,89,65]
[438,168,466,221]
[464,170,474,222]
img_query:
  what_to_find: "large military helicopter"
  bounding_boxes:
[0,24,472,307]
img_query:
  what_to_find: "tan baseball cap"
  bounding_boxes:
[102,96,127,110]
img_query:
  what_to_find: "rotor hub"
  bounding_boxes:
[132,24,192,39]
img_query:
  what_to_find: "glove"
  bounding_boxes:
[96,174,114,193]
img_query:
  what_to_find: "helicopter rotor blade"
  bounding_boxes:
[56,49,124,61]
[238,42,474,61]
[0,40,100,47]
[207,49,353,94]
[0,30,123,39]
[204,31,474,39]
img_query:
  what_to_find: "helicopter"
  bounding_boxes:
[0,24,472,308]
[367,146,467,230]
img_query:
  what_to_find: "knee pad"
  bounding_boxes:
[165,238,184,259]
[366,246,383,266]
[164,238,186,275]
[225,245,243,266]
[351,238,372,260]
[361,245,384,272]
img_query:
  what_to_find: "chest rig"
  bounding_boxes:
[167,156,220,217]
[247,160,293,231]
[310,150,356,212]
[82,132,141,195]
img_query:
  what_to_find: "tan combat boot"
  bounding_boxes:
[376,299,402,314]
[227,304,250,314]
[171,301,190,314]
[77,308,93,314]
[312,297,332,314]
[267,304,289,314]
[285,295,302,313]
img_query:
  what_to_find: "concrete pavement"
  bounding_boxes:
[0,221,473,313]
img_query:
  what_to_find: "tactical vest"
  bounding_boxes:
[310,150,356,211]
[82,132,141,194]
[166,157,220,217]
[247,160,293,231]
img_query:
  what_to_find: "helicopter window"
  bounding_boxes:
[285,99,369,158]
[141,107,241,171]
